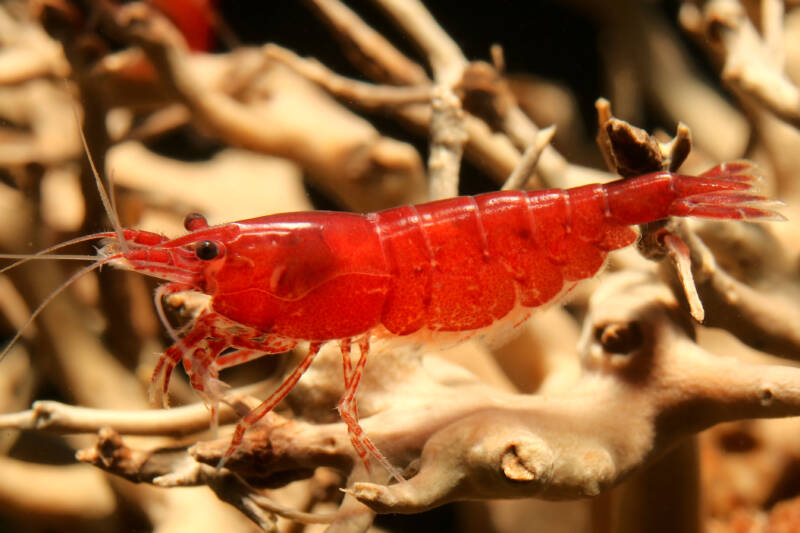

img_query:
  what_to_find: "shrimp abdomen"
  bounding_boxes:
[377,189,634,336]
[367,163,773,338]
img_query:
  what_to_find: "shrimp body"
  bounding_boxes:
[201,164,764,340]
[95,162,776,478]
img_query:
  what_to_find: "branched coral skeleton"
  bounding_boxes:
[6,268,800,524]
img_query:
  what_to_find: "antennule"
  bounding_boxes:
[70,100,129,254]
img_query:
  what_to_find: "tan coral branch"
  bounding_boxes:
[699,0,800,130]
[369,0,470,199]
[305,0,612,188]
[661,221,800,359]
[92,1,427,212]
[74,427,335,530]
[264,45,433,110]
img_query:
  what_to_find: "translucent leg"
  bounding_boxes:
[338,338,367,461]
[149,326,207,407]
[214,349,268,370]
[337,338,406,483]
[214,335,297,370]
[183,340,229,434]
[218,341,324,469]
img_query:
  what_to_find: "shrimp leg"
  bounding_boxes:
[213,348,270,370]
[150,324,211,407]
[338,339,369,464]
[338,338,405,482]
[220,341,324,468]
[183,339,229,430]
[149,310,228,407]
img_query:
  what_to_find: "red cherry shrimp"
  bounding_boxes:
[0,120,784,483]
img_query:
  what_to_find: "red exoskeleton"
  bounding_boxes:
[0,156,782,482]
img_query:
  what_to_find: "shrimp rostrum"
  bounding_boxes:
[0,161,782,481]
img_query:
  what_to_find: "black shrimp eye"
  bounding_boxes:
[184,213,208,231]
[195,240,219,261]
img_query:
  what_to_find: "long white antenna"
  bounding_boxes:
[0,254,97,269]
[0,231,115,274]
[70,99,129,254]
[0,256,118,364]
